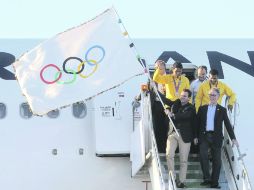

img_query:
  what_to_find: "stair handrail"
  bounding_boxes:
[168,170,177,190]
[224,96,240,130]
[224,97,252,190]
[145,91,166,190]
[144,91,177,190]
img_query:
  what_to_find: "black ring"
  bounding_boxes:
[63,57,84,74]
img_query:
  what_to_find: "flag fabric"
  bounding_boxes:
[13,8,144,115]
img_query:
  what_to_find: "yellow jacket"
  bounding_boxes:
[195,81,236,112]
[153,69,190,101]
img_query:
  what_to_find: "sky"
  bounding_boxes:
[1,0,254,39]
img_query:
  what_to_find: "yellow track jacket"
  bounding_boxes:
[153,69,190,101]
[195,81,236,112]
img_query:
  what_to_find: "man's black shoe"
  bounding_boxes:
[210,183,221,189]
[177,182,186,188]
[200,180,211,186]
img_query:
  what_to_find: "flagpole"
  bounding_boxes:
[113,7,180,137]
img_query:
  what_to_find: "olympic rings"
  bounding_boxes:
[39,45,105,85]
[78,60,98,78]
[85,45,105,66]
[55,69,77,84]
[40,64,62,84]
[63,57,84,74]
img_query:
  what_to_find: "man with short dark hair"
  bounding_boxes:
[153,61,190,101]
[164,89,197,188]
[197,87,238,188]
[195,69,236,112]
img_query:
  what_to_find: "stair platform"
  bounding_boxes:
[159,153,229,190]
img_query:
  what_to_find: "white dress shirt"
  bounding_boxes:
[206,104,216,131]
[190,77,208,103]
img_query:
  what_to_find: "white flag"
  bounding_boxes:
[13,8,144,115]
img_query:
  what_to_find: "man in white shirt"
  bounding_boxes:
[197,87,238,188]
[190,66,207,104]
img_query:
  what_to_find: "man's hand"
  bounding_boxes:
[194,138,199,145]
[232,139,239,147]
[227,104,233,112]
[150,80,156,88]
[164,109,173,117]
[155,60,166,71]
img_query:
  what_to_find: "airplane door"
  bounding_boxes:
[130,121,145,176]
[130,96,149,176]
[93,76,145,155]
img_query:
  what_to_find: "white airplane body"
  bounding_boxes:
[0,39,253,190]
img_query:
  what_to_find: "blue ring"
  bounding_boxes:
[85,45,105,66]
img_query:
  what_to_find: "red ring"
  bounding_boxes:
[40,64,62,84]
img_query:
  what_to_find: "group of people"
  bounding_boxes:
[151,60,239,188]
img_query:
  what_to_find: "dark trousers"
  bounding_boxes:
[199,133,221,185]
[152,101,168,153]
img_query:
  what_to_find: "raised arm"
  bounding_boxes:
[153,60,168,84]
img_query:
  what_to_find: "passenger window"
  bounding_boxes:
[20,102,33,119]
[47,109,60,118]
[72,102,87,118]
[0,103,7,119]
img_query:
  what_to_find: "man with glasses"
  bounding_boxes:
[195,69,236,112]
[197,87,238,188]
[190,65,208,104]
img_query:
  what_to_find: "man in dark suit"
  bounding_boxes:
[197,87,238,188]
[164,89,197,188]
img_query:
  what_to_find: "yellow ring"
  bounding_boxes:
[78,59,98,78]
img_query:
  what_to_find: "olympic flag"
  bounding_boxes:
[13,8,144,115]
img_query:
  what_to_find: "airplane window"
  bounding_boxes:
[20,102,33,119]
[72,102,87,118]
[47,109,60,118]
[0,103,7,119]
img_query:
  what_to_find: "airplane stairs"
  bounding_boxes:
[131,91,252,190]
[159,153,229,190]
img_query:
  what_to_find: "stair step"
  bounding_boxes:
[176,170,203,174]
[159,154,200,162]
[164,175,227,182]
[183,188,224,190]
[161,163,202,171]
[184,182,229,189]
[159,153,200,158]
[175,162,200,165]
[165,182,229,190]
[160,161,201,165]
[183,188,214,190]
[176,173,203,179]
[175,164,201,170]
[159,153,229,190]
[165,178,227,183]
[183,188,227,190]
[160,157,200,163]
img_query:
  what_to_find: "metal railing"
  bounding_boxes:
[144,91,166,190]
[142,91,177,190]
[225,97,240,130]
[224,97,252,190]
